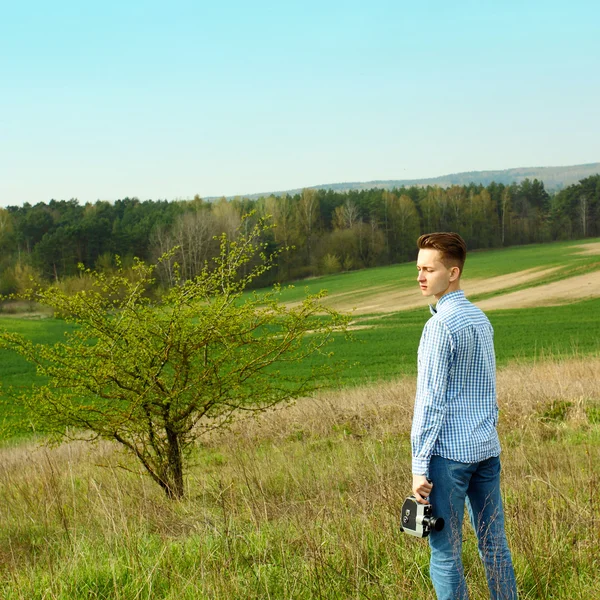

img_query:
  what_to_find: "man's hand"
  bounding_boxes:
[412,475,433,504]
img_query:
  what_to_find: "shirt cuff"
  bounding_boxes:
[412,456,429,476]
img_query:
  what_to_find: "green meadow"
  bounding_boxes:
[1,238,600,438]
[0,238,599,599]
[273,237,600,304]
[1,357,599,599]
[2,298,600,437]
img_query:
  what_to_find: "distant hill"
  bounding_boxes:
[220,162,600,199]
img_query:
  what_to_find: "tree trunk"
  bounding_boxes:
[163,427,184,499]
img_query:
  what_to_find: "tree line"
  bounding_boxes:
[0,175,598,295]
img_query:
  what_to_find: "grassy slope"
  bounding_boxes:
[0,359,598,599]
[0,321,78,438]
[268,237,600,384]
[1,238,599,437]
[274,237,600,304]
[0,240,599,598]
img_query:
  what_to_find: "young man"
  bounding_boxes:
[411,232,517,600]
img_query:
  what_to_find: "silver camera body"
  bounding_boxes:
[399,495,445,538]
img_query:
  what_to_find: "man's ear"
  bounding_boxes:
[449,266,461,282]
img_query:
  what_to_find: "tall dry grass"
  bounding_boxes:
[0,357,599,599]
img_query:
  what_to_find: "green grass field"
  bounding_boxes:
[1,358,598,599]
[273,237,600,304]
[1,238,599,438]
[0,238,599,598]
[0,320,79,438]
[1,295,599,438]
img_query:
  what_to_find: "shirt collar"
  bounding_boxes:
[428,289,465,315]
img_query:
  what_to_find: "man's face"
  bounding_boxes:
[416,248,457,300]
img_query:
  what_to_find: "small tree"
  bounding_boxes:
[0,216,349,499]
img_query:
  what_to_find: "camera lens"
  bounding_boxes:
[430,517,445,532]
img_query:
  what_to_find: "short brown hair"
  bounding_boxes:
[417,232,467,273]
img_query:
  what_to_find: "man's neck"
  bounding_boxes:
[434,282,461,302]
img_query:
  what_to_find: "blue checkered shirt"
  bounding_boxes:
[411,290,501,475]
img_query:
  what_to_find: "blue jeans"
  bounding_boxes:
[428,455,517,600]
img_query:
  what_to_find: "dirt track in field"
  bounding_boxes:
[323,263,600,315]
[573,241,600,256]
[287,242,600,315]
[323,266,569,314]
[475,269,600,310]
[472,242,600,310]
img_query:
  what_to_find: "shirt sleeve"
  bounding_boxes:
[411,319,454,475]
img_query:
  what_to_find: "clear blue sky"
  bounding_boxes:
[1,0,598,207]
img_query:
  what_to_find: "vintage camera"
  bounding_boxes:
[399,496,445,538]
